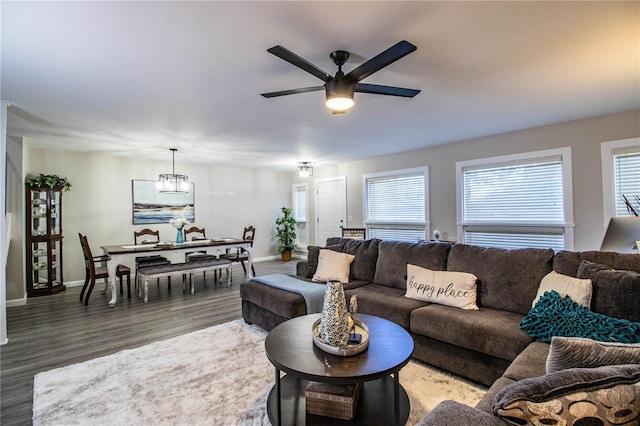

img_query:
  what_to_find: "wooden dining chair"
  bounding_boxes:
[220,225,255,276]
[133,229,171,287]
[183,226,216,259]
[78,233,131,305]
[184,226,218,281]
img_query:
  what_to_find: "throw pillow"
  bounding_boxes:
[493,364,640,426]
[577,260,640,323]
[312,249,355,283]
[546,336,640,374]
[520,291,640,344]
[405,264,479,310]
[305,244,343,278]
[531,271,592,308]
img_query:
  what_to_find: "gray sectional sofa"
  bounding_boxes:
[239,237,640,424]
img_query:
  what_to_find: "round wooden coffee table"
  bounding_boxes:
[264,313,414,425]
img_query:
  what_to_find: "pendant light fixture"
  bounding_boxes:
[157,148,189,193]
[298,162,313,177]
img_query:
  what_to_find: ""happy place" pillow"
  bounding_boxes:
[405,264,479,310]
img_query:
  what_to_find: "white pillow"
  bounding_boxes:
[312,249,355,283]
[405,264,479,310]
[531,271,592,308]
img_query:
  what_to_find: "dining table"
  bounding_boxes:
[101,238,253,307]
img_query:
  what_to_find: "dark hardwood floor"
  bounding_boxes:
[1,260,296,426]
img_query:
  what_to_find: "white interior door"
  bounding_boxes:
[315,176,346,245]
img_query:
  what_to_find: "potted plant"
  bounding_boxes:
[275,206,296,261]
[26,174,72,191]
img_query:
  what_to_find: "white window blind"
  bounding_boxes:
[614,150,640,216]
[458,149,572,251]
[463,159,564,223]
[364,168,428,242]
[464,230,565,251]
[292,183,309,249]
[368,226,425,242]
[293,186,307,221]
[367,173,425,223]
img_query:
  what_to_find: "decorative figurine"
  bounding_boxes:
[348,295,362,344]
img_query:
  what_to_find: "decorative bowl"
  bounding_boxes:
[312,318,369,356]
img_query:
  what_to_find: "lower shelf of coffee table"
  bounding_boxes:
[267,374,410,425]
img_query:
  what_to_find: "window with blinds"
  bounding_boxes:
[457,148,573,251]
[614,149,640,216]
[364,168,428,242]
[292,183,309,249]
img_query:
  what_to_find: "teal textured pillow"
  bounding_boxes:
[520,291,640,343]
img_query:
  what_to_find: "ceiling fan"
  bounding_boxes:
[260,40,421,114]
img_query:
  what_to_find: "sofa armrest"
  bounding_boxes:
[296,261,308,277]
[416,400,509,426]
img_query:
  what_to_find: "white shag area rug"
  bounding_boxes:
[33,320,486,425]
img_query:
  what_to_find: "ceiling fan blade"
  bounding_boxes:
[355,83,420,98]
[345,40,417,83]
[267,45,333,82]
[261,86,325,98]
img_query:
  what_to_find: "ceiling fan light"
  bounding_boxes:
[326,96,354,111]
[325,80,354,111]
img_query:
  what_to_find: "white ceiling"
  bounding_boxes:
[2,1,638,171]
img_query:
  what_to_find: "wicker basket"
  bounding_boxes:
[305,381,362,420]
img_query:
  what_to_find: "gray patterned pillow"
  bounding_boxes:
[546,336,640,374]
[493,364,640,426]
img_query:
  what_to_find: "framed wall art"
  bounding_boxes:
[132,180,195,225]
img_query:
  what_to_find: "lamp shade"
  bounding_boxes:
[157,173,189,193]
[157,148,189,194]
[325,80,354,111]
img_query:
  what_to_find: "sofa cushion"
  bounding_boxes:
[344,284,429,330]
[493,364,640,426]
[546,336,640,373]
[577,260,640,322]
[417,400,508,426]
[312,249,355,283]
[502,341,549,382]
[340,238,381,282]
[553,250,640,277]
[411,305,533,361]
[531,271,592,308]
[373,241,451,290]
[305,244,343,278]
[308,238,381,282]
[325,236,347,246]
[520,290,640,343]
[240,281,308,319]
[446,244,554,315]
[476,377,516,415]
[405,264,479,310]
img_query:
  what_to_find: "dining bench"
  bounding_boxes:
[137,258,233,303]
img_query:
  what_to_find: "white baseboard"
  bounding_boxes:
[6,294,27,307]
[65,280,85,288]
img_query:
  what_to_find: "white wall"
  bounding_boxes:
[7,109,639,303]
[299,110,640,251]
[1,101,8,344]
[5,136,24,303]
[4,149,293,302]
